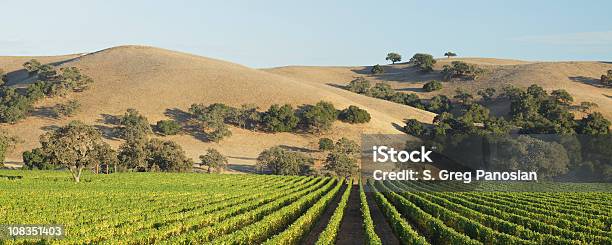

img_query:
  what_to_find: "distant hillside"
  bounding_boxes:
[0,46,434,167]
[266,58,612,119]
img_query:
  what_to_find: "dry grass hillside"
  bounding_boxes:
[267,58,612,119]
[0,46,434,168]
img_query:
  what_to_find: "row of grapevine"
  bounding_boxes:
[359,180,382,245]
[314,180,352,245]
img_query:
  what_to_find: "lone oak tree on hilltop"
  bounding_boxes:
[385,52,402,64]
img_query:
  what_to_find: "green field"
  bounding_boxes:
[0,170,611,244]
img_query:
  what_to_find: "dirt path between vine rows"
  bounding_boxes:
[366,191,400,244]
[336,185,365,244]
[302,184,347,244]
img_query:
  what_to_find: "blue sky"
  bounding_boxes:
[1,0,611,67]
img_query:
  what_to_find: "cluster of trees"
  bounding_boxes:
[402,84,612,180]
[156,120,182,136]
[347,78,419,107]
[345,77,454,114]
[188,101,370,141]
[256,137,359,177]
[441,61,484,81]
[22,121,117,181]
[601,70,612,87]
[23,110,195,181]
[500,84,607,135]
[0,60,92,123]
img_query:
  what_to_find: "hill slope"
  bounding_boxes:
[0,46,434,166]
[266,58,612,119]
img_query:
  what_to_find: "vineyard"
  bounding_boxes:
[0,171,611,244]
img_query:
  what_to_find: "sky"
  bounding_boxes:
[1,0,611,68]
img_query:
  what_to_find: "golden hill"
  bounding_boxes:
[0,46,435,167]
[267,58,612,119]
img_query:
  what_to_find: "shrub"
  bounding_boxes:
[256,146,315,175]
[390,93,422,107]
[409,53,436,72]
[318,138,334,151]
[441,61,483,80]
[23,59,42,75]
[0,87,33,123]
[199,148,228,173]
[404,119,425,136]
[339,105,371,124]
[423,80,442,92]
[346,77,371,94]
[600,70,612,87]
[300,101,338,132]
[156,120,181,135]
[262,104,299,132]
[428,95,452,113]
[386,53,402,64]
[22,148,53,170]
[370,82,395,100]
[453,88,474,105]
[371,64,384,74]
[52,100,81,118]
[460,104,490,123]
[0,69,7,86]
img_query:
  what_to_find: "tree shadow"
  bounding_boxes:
[391,122,404,132]
[395,87,425,93]
[569,76,606,88]
[227,164,258,174]
[5,56,81,86]
[164,108,193,123]
[40,125,60,132]
[604,94,612,99]
[164,108,211,142]
[94,125,120,140]
[278,145,318,153]
[97,114,121,125]
[350,65,443,83]
[30,106,56,119]
[326,83,349,90]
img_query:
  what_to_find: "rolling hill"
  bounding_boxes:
[0,46,435,168]
[267,58,612,119]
